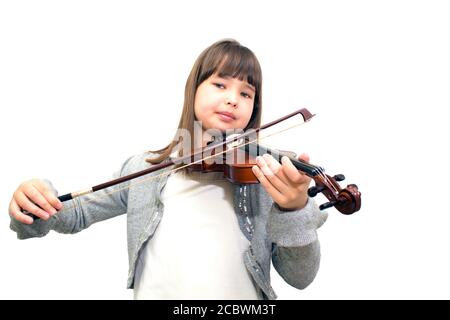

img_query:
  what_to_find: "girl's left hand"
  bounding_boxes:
[252,153,311,210]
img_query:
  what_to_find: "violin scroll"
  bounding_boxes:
[235,141,362,214]
[308,173,361,215]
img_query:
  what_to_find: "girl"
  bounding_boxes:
[8,39,327,300]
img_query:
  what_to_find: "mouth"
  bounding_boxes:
[216,112,236,122]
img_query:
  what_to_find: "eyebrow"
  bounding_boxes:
[217,75,255,92]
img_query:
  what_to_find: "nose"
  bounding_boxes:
[225,93,238,108]
[226,100,237,108]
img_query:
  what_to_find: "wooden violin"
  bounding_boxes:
[27,108,361,220]
[189,138,361,214]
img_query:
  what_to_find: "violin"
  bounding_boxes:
[26,108,361,220]
[189,139,360,215]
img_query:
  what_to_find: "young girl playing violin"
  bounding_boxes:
[9,39,328,300]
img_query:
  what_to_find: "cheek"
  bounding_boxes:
[194,91,207,120]
[195,100,212,122]
[240,102,255,124]
[193,98,201,120]
[194,88,216,115]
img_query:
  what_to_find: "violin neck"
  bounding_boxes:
[241,143,323,177]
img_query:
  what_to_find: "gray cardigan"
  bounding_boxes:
[10,152,328,300]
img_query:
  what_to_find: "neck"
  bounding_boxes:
[200,131,214,148]
[199,130,228,148]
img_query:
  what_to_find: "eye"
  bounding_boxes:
[213,83,225,89]
[241,92,252,99]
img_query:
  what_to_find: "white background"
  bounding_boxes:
[1,0,449,299]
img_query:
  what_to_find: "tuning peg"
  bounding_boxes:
[319,200,339,210]
[308,186,324,197]
[333,174,345,182]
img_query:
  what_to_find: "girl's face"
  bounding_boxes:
[194,74,255,137]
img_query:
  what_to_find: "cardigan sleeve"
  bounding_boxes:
[267,197,328,289]
[10,156,133,240]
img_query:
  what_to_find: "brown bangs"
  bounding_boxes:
[197,43,262,91]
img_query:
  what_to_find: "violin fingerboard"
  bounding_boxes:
[240,143,322,177]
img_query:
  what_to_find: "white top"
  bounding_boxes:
[133,170,259,300]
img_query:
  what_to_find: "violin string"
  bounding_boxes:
[328,173,339,194]
[56,119,315,212]
[318,167,339,194]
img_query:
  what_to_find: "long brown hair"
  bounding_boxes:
[146,39,263,165]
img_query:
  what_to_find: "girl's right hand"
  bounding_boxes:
[9,179,63,225]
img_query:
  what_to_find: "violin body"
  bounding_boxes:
[189,147,259,184]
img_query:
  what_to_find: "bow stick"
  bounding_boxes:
[27,108,316,220]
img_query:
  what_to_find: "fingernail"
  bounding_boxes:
[50,208,57,215]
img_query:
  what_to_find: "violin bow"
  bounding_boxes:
[27,108,360,219]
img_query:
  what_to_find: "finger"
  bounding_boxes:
[38,182,63,210]
[257,155,290,194]
[256,155,278,176]
[252,165,284,204]
[263,153,294,185]
[25,184,58,216]
[9,199,34,225]
[15,191,50,220]
[298,153,310,163]
[281,156,310,185]
[262,154,282,175]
